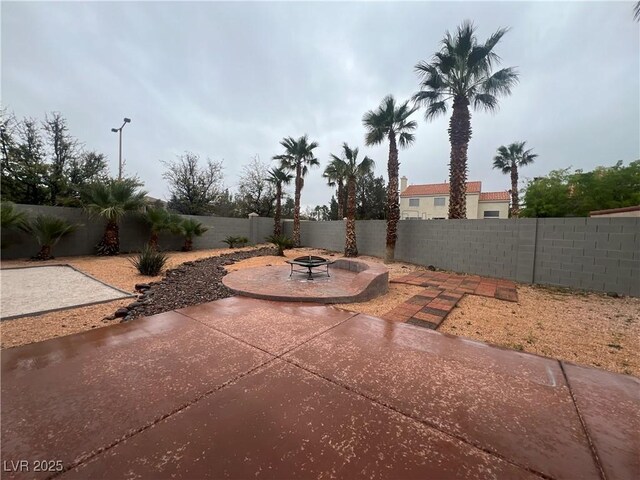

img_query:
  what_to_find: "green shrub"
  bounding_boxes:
[266,234,294,256]
[223,235,249,248]
[236,236,249,247]
[130,244,168,276]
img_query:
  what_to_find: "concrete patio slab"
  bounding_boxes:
[1,311,272,479]
[1,297,636,480]
[64,360,537,480]
[562,362,640,480]
[285,314,601,480]
[177,296,357,355]
[0,265,133,320]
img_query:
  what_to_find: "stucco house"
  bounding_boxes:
[399,177,510,219]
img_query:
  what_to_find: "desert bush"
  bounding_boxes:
[223,235,249,248]
[130,244,168,276]
[266,234,294,256]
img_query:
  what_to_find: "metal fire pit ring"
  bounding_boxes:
[286,255,334,280]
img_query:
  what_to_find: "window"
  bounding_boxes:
[434,197,446,206]
[483,210,500,218]
[409,198,420,207]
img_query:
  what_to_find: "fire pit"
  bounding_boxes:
[286,255,334,280]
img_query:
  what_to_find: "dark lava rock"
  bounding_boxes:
[125,246,277,321]
[427,265,436,271]
[606,292,620,298]
[114,308,129,318]
[134,283,151,292]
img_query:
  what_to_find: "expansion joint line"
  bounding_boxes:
[558,361,607,480]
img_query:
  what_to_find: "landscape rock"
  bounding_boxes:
[134,283,151,292]
[114,308,128,318]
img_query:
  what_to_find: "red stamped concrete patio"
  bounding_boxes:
[1,297,638,479]
[383,271,519,329]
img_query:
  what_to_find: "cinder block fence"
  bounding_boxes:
[2,205,638,296]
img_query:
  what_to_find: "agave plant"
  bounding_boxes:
[22,214,78,260]
[130,244,168,276]
[176,218,208,251]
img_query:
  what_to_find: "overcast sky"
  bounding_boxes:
[2,1,639,209]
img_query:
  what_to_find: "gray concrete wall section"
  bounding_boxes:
[3,205,638,296]
[2,205,253,259]
[533,218,640,297]
[291,217,639,297]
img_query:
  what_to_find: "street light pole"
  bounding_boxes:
[111,117,131,180]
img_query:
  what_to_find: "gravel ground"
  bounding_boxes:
[440,285,640,377]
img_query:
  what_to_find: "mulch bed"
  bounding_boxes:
[119,247,278,321]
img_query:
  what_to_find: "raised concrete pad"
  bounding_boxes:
[222,258,388,303]
[0,265,133,319]
[1,297,637,479]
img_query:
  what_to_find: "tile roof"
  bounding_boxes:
[479,191,510,201]
[400,181,482,197]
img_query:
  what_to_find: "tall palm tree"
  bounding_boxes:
[22,214,78,260]
[492,141,537,217]
[332,143,375,257]
[323,158,347,219]
[363,95,417,263]
[266,166,294,236]
[413,21,519,219]
[273,135,319,247]
[82,178,147,255]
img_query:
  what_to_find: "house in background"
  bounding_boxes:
[399,177,510,219]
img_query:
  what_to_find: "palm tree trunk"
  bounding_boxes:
[293,163,302,247]
[337,181,344,219]
[448,96,472,219]
[34,244,52,261]
[149,231,159,250]
[96,220,120,256]
[274,184,282,236]
[385,131,400,263]
[183,236,193,252]
[344,177,358,257]
[510,165,519,218]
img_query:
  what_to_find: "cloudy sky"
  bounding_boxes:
[2,1,639,209]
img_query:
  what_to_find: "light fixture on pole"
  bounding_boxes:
[111,117,131,180]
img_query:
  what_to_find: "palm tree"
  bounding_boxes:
[273,135,319,247]
[413,21,519,219]
[493,141,537,217]
[176,218,208,251]
[1,202,27,230]
[144,207,181,250]
[82,178,147,255]
[363,95,417,263]
[332,143,375,257]
[323,158,347,219]
[266,167,294,236]
[635,1,640,21]
[22,214,78,260]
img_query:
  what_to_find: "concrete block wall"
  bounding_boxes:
[290,217,639,297]
[2,205,254,259]
[534,218,639,296]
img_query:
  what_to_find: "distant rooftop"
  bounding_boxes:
[400,181,508,202]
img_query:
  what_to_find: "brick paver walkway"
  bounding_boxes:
[383,271,518,329]
[1,297,638,479]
